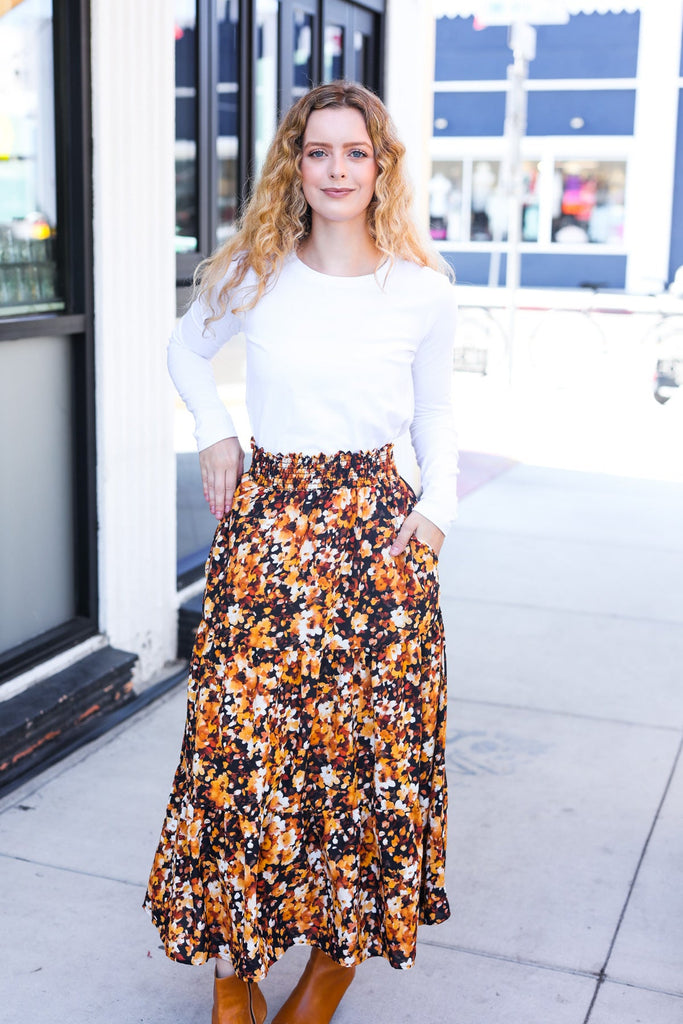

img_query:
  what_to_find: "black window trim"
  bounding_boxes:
[176,0,385,286]
[0,0,97,686]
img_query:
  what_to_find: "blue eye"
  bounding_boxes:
[350,149,369,158]
[308,149,326,158]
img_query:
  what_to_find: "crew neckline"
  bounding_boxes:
[293,252,389,282]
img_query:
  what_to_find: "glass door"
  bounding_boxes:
[323,0,380,91]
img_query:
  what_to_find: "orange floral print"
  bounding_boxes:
[144,442,450,981]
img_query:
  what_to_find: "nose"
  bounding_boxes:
[329,156,346,179]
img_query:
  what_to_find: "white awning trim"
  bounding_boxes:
[433,2,641,17]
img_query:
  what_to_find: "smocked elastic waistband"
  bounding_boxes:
[248,439,397,489]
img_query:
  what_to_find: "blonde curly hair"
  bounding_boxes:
[196,81,449,323]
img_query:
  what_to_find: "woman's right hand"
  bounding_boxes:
[199,436,245,520]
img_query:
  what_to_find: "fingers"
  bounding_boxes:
[216,448,244,518]
[209,469,238,519]
[212,475,229,519]
[198,437,244,520]
[390,516,416,556]
[203,466,240,517]
[390,511,445,557]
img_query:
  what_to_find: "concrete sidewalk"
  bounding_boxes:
[2,459,683,1023]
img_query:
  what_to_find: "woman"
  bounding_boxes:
[145,81,458,1024]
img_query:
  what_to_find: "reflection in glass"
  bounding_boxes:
[431,156,626,247]
[431,160,535,243]
[324,24,344,82]
[0,0,62,315]
[255,0,279,180]
[429,161,464,241]
[470,161,502,241]
[217,0,240,245]
[175,0,198,253]
[293,9,314,101]
[521,162,539,242]
[552,160,625,245]
[0,336,75,652]
[353,29,369,85]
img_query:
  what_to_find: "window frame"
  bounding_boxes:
[322,0,380,85]
[0,0,97,685]
[176,0,385,287]
[281,0,319,111]
[430,136,631,255]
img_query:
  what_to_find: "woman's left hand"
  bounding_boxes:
[390,511,445,557]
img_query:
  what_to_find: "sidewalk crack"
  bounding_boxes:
[583,735,683,1022]
[0,849,144,889]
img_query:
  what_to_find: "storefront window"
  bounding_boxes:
[324,23,344,81]
[469,161,503,241]
[0,0,63,316]
[430,161,464,241]
[175,0,198,253]
[293,8,314,101]
[255,0,279,178]
[521,162,540,242]
[0,336,76,654]
[468,160,538,242]
[552,160,626,245]
[0,0,96,679]
[217,0,239,244]
[431,155,624,247]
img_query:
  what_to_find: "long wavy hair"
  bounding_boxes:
[196,81,449,323]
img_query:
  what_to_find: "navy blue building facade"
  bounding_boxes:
[671,38,683,282]
[431,9,683,291]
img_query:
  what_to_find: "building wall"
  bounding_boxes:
[385,0,436,226]
[435,11,641,80]
[669,15,683,282]
[431,7,683,291]
[671,91,683,283]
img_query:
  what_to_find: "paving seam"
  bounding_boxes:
[448,696,683,733]
[582,735,683,1023]
[417,936,599,979]
[421,939,683,1001]
[0,849,146,889]
[594,976,683,1001]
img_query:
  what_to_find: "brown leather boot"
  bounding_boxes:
[272,948,356,1024]
[211,971,267,1024]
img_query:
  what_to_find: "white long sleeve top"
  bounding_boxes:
[168,252,459,534]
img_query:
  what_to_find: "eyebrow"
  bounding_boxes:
[303,140,373,148]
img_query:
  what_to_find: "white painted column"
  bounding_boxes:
[385,0,436,229]
[624,0,683,292]
[90,1,178,683]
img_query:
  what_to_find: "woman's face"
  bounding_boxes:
[300,107,378,228]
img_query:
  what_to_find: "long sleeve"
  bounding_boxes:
[167,290,242,451]
[167,256,459,522]
[409,281,459,535]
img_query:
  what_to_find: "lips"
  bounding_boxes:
[322,188,353,196]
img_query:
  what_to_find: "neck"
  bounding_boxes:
[298,218,381,277]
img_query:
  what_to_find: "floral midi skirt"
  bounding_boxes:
[144,442,450,981]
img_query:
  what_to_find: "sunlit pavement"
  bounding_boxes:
[453,307,683,485]
[1,308,682,1022]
